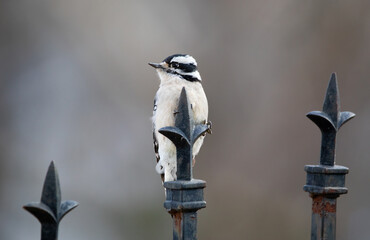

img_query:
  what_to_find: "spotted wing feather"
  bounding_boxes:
[153,96,164,182]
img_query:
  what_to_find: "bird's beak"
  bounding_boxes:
[148,62,163,69]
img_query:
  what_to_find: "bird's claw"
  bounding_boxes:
[205,120,212,135]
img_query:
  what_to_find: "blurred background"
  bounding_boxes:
[1,0,369,239]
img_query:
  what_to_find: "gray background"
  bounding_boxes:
[1,0,369,239]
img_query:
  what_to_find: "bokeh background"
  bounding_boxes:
[1,0,370,239]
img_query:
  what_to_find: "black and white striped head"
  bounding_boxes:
[149,54,201,82]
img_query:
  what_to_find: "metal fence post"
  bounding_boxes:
[159,87,209,240]
[23,161,78,240]
[304,73,355,240]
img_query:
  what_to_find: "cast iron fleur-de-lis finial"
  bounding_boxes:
[159,87,208,240]
[159,87,209,180]
[23,161,78,240]
[306,73,355,166]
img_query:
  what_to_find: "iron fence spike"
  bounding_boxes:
[322,73,340,127]
[23,161,78,240]
[304,73,355,240]
[40,161,61,218]
[306,73,355,166]
[159,88,208,239]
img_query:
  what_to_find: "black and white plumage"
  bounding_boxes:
[149,54,209,182]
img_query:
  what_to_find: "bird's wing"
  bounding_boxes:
[152,96,164,182]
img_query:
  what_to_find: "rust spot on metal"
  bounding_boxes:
[324,201,336,213]
[327,188,338,194]
[312,196,324,214]
[172,212,182,234]
[312,196,337,216]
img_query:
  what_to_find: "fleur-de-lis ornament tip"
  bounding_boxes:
[158,87,209,180]
[307,73,355,132]
[306,73,355,166]
[159,87,208,147]
[23,161,78,238]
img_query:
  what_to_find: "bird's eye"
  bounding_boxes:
[171,63,179,68]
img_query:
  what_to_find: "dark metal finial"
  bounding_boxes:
[304,73,355,240]
[159,87,208,180]
[159,87,208,239]
[23,161,78,240]
[306,73,355,166]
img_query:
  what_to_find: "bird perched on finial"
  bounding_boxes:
[149,54,211,182]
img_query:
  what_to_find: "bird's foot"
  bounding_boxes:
[206,120,212,134]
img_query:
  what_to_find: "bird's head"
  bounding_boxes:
[149,54,201,82]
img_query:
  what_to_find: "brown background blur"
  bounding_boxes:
[1,1,369,239]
